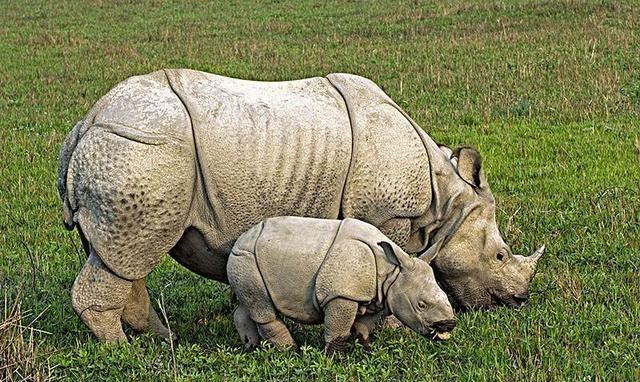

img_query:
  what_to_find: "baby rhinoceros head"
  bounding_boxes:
[379,240,456,341]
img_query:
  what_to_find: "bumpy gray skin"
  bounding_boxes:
[58,69,544,342]
[228,217,456,354]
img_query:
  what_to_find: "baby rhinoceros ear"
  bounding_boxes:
[378,241,415,271]
[417,238,445,264]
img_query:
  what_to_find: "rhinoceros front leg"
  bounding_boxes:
[257,319,297,349]
[233,304,260,350]
[352,311,386,351]
[323,298,358,355]
[121,279,175,341]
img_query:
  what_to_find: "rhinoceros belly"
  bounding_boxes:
[165,69,351,251]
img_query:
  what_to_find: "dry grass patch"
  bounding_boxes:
[1,289,54,382]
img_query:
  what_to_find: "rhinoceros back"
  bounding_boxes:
[165,69,351,250]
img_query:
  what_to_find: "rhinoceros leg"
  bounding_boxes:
[72,251,176,342]
[257,319,297,349]
[121,279,174,341]
[228,250,297,349]
[66,119,195,341]
[233,305,260,350]
[323,297,358,355]
[352,311,385,351]
[71,251,131,342]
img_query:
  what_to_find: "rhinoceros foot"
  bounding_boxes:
[324,335,352,357]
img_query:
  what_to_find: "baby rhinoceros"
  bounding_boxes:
[227,216,456,354]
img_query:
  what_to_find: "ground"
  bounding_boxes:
[0,0,638,381]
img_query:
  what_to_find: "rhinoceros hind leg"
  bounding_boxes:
[233,305,260,350]
[121,278,175,342]
[72,251,131,342]
[257,319,297,349]
[228,252,295,348]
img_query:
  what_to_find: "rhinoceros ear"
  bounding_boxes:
[417,238,444,264]
[378,241,414,271]
[453,146,489,191]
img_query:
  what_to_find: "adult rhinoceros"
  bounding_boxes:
[58,69,544,342]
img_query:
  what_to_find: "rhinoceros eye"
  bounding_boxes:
[496,252,505,261]
[417,301,427,310]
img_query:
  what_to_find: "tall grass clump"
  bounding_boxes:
[1,288,54,382]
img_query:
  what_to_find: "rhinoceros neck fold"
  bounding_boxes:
[372,249,401,308]
[426,180,483,252]
[406,128,480,252]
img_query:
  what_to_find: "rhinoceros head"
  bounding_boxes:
[426,147,545,310]
[379,240,456,340]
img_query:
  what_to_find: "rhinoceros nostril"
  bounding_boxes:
[432,319,457,332]
[513,293,529,305]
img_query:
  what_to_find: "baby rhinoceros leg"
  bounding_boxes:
[323,298,359,356]
[227,250,296,350]
[233,305,260,350]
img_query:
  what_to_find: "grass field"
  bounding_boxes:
[1,0,639,380]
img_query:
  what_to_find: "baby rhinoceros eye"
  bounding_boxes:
[496,252,505,261]
[417,301,427,310]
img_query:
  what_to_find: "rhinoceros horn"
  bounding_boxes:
[525,244,546,273]
[417,238,445,264]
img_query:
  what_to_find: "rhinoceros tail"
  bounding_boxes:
[57,119,87,230]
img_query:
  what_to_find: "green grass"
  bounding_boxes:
[1,0,639,380]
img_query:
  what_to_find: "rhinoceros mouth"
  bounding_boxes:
[428,331,450,341]
[424,319,456,341]
[489,290,528,309]
[423,329,452,341]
